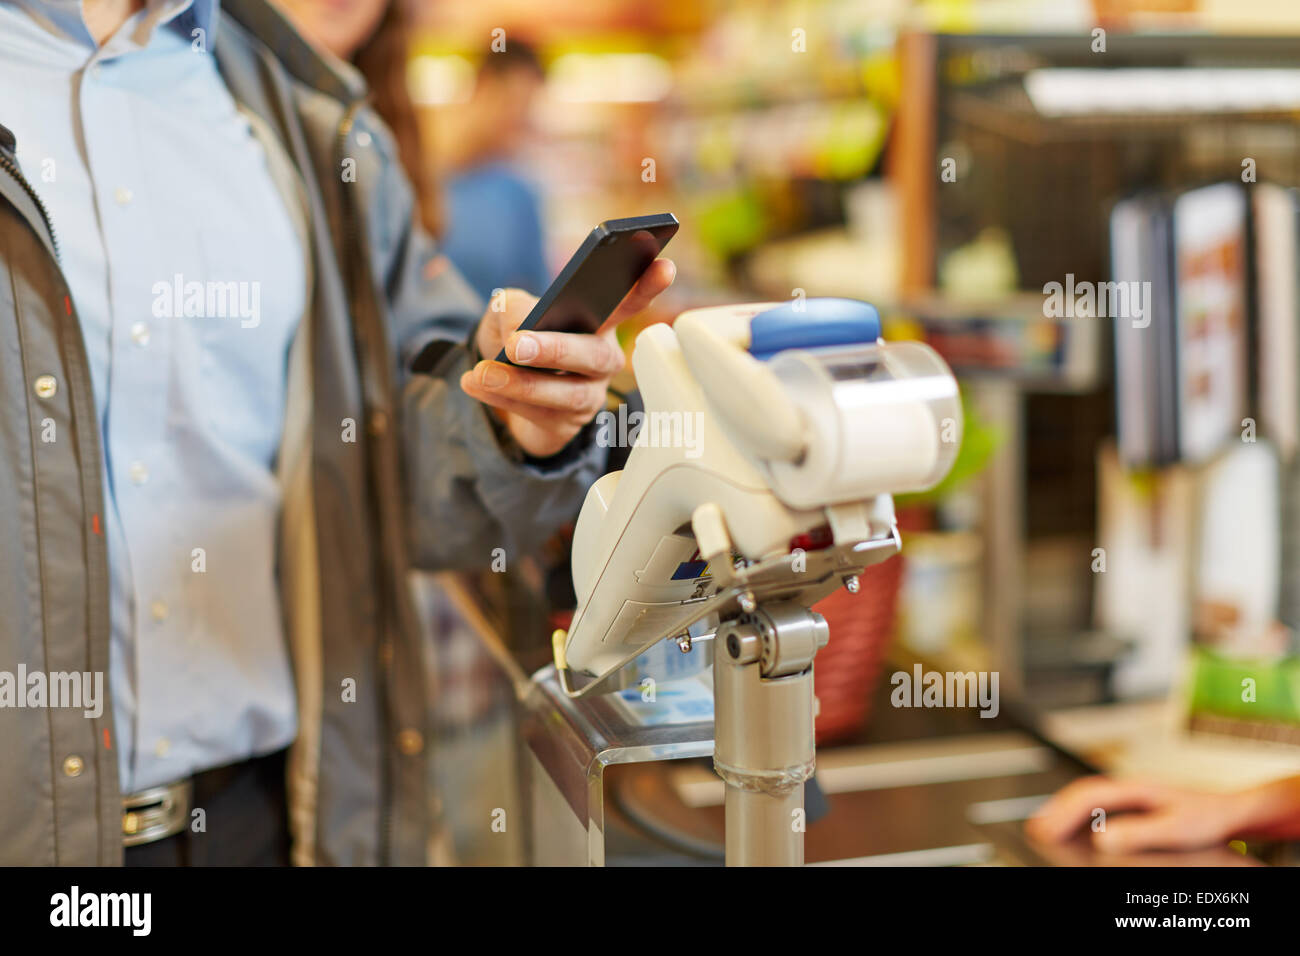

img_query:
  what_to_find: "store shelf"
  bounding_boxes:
[890,293,1106,391]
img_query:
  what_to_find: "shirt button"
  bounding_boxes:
[128,461,149,485]
[356,130,372,148]
[33,374,58,399]
[154,738,170,758]
[89,64,102,79]
[397,729,424,755]
[150,600,168,622]
[62,755,84,777]
[114,186,133,206]
[130,321,150,346]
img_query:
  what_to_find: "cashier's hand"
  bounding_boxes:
[460,259,676,459]
[1025,776,1244,853]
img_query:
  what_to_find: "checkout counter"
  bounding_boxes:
[424,296,1297,867]
[434,574,1289,867]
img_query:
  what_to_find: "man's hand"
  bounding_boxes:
[460,259,676,459]
[1025,775,1250,853]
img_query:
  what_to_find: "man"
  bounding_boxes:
[438,39,550,301]
[0,0,673,865]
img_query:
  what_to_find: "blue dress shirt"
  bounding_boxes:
[0,0,305,791]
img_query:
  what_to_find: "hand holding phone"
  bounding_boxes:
[459,214,678,459]
[495,213,678,365]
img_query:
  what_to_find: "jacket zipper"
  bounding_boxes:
[335,101,397,865]
[0,150,60,261]
[1,138,118,863]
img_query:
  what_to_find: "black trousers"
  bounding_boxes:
[124,748,291,867]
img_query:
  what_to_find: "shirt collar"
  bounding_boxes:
[14,0,219,51]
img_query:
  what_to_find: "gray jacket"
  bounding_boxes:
[0,0,601,865]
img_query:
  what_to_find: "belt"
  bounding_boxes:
[122,780,192,847]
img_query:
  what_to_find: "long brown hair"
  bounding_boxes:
[351,0,442,236]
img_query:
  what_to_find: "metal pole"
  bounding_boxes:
[724,784,805,866]
[713,602,828,866]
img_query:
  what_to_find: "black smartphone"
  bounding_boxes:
[495,213,678,365]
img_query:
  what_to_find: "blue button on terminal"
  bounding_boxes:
[747,298,882,360]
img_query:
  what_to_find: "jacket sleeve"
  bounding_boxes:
[361,118,606,571]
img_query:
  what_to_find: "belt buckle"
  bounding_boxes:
[122,779,192,847]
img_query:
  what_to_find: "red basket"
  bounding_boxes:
[811,553,904,745]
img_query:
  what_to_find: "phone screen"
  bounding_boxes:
[530,221,677,335]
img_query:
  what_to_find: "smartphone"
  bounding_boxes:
[495,213,678,365]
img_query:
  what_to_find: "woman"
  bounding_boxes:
[276,0,441,235]
[274,0,559,866]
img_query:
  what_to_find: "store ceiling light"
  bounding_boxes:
[1024,67,1300,116]
[407,54,475,106]
[549,53,673,103]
